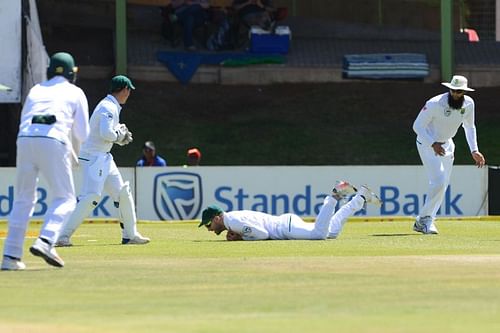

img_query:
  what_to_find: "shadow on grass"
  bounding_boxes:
[192,240,228,243]
[371,233,418,237]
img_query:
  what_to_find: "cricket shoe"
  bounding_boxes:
[54,235,73,247]
[29,238,64,268]
[413,216,439,235]
[1,255,26,271]
[358,185,382,206]
[122,233,150,245]
[332,180,357,200]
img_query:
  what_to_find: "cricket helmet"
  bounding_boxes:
[47,52,78,82]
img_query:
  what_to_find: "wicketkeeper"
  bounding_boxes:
[56,75,150,246]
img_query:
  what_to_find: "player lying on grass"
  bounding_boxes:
[199,181,381,241]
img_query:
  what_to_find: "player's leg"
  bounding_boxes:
[37,141,77,245]
[105,161,149,244]
[285,196,336,240]
[2,139,37,270]
[329,185,382,238]
[415,143,451,234]
[56,154,106,246]
[328,180,358,238]
[327,195,364,239]
[28,140,75,267]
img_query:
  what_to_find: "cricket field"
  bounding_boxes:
[1,219,500,333]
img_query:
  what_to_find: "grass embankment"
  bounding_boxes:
[78,80,500,167]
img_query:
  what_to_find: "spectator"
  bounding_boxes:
[171,0,210,51]
[186,147,202,166]
[137,141,167,167]
[232,0,275,31]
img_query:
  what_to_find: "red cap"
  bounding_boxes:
[187,148,201,159]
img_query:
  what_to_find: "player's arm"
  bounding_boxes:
[97,108,120,142]
[413,103,437,148]
[72,89,90,143]
[226,230,243,241]
[462,102,485,167]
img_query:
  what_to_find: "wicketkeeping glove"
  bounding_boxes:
[115,124,133,146]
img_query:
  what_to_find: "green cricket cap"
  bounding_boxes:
[199,205,224,227]
[110,75,135,92]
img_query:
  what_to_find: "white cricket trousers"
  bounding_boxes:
[78,151,124,200]
[283,195,365,240]
[417,139,455,218]
[3,137,76,259]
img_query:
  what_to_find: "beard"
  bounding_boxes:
[447,93,465,109]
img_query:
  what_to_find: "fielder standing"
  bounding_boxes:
[412,75,485,234]
[199,181,381,241]
[56,75,150,246]
[1,52,90,270]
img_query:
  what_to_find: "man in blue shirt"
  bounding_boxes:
[136,141,167,167]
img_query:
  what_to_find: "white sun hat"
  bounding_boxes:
[441,75,475,91]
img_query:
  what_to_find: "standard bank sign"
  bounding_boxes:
[153,172,203,220]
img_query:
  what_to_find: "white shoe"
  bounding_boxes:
[29,238,64,268]
[358,185,382,206]
[121,233,150,245]
[413,216,439,234]
[1,256,26,271]
[326,233,337,239]
[54,235,73,247]
[332,180,357,200]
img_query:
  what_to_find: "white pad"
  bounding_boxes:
[58,193,101,240]
[119,182,138,238]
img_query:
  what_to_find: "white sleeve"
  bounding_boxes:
[98,109,120,142]
[226,218,270,241]
[71,89,90,144]
[241,225,269,241]
[462,101,478,152]
[413,102,435,147]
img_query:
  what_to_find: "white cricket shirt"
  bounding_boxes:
[413,92,478,152]
[17,76,89,145]
[223,211,291,240]
[81,94,122,154]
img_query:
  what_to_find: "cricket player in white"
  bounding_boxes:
[199,181,381,241]
[56,75,150,246]
[412,75,485,234]
[2,52,90,270]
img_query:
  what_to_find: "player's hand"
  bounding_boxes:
[226,230,243,241]
[431,142,445,156]
[115,124,133,146]
[472,151,485,168]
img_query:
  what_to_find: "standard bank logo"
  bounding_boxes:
[153,172,202,220]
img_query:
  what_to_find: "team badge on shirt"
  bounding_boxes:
[444,108,452,117]
[242,226,252,235]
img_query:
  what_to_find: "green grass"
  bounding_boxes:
[76,80,500,167]
[1,221,500,332]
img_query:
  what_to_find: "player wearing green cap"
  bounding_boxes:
[199,181,381,241]
[56,75,149,247]
[2,52,90,270]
